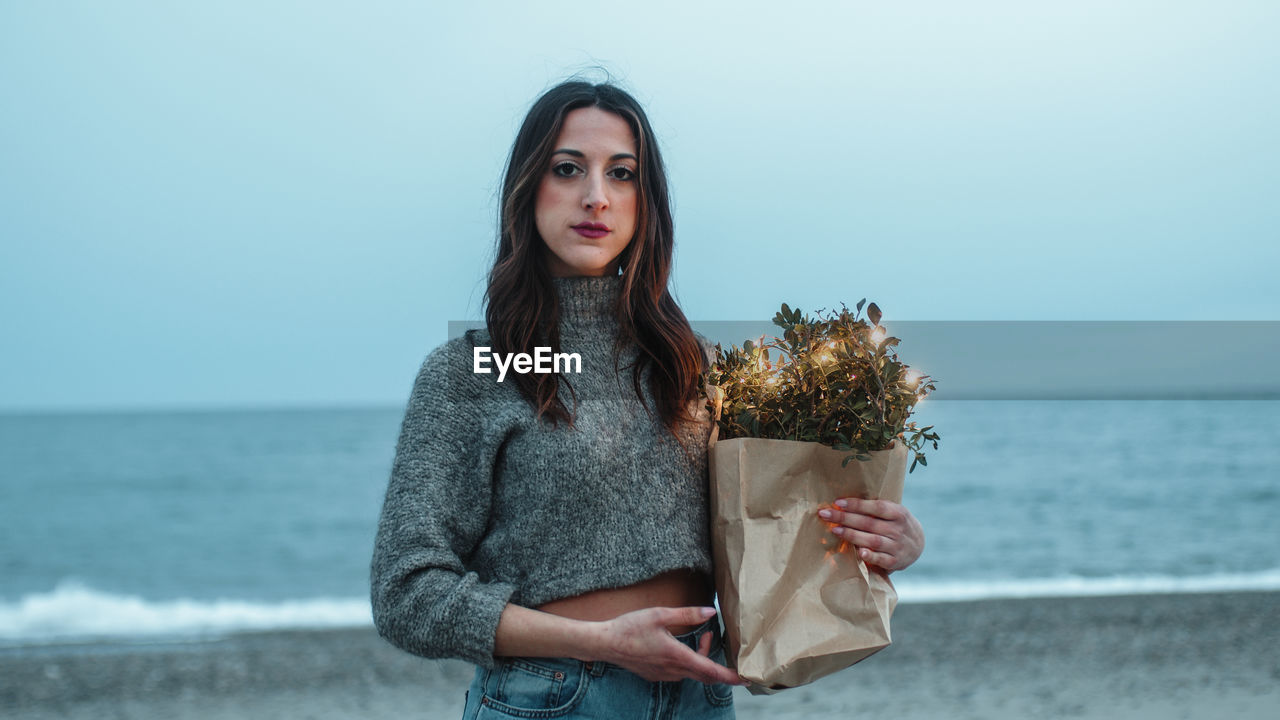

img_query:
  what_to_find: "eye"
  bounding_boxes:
[609,166,637,182]
[551,161,581,178]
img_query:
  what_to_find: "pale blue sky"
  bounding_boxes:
[2,1,1277,410]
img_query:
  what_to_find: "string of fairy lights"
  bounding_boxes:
[705,301,940,473]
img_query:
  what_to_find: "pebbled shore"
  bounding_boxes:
[3,591,1277,719]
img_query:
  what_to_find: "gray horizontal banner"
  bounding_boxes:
[448,320,1280,400]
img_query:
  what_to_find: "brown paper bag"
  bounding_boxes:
[708,433,908,694]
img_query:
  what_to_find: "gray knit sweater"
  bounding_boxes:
[370,274,714,668]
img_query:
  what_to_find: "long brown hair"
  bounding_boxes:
[485,80,706,438]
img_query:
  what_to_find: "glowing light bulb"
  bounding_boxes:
[813,341,839,365]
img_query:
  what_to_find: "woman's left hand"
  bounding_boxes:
[818,499,924,573]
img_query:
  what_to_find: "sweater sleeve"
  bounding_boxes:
[370,337,517,668]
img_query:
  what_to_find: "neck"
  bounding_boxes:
[551,274,623,333]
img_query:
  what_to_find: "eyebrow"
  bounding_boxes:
[551,148,638,162]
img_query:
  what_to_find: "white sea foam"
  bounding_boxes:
[0,580,371,645]
[5,571,1280,645]
[894,567,1280,603]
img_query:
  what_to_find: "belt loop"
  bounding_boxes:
[587,660,607,677]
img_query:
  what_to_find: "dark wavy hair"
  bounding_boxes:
[485,80,706,438]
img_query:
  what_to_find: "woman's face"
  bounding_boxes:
[535,107,639,277]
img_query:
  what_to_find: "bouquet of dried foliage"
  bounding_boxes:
[705,299,939,472]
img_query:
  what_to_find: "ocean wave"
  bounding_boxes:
[5,571,1280,645]
[895,567,1280,603]
[0,581,371,645]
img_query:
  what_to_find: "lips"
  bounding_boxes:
[572,222,610,239]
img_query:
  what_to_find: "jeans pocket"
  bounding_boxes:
[703,681,735,707]
[479,657,588,718]
[701,642,735,707]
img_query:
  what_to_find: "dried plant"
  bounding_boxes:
[706,300,940,472]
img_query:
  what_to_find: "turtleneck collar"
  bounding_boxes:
[551,274,624,331]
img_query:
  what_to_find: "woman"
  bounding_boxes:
[370,79,924,719]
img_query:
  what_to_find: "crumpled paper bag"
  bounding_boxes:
[708,431,908,694]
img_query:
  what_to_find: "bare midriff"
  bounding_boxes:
[534,568,715,634]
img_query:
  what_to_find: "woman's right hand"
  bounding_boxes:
[596,606,746,686]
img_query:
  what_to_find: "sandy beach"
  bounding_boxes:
[3,591,1276,719]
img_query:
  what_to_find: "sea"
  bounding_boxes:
[1,400,1278,649]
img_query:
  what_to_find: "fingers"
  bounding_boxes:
[645,608,744,686]
[819,500,925,572]
[861,548,900,571]
[676,644,745,685]
[656,605,718,629]
[818,500,909,570]
[834,526,900,569]
[835,497,902,520]
[818,506,896,539]
[832,525,891,552]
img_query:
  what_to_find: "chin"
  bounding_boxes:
[559,258,621,277]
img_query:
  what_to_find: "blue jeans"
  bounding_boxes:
[461,617,736,719]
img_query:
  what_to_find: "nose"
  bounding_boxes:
[582,171,609,212]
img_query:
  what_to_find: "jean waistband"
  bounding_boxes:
[580,615,722,677]
[670,616,720,652]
